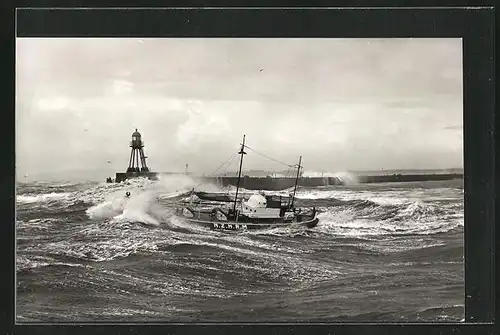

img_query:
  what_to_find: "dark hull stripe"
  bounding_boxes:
[176,216,319,231]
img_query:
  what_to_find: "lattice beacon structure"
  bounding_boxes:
[109,129,159,183]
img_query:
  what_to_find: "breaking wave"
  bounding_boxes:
[16,177,464,322]
[17,192,72,204]
[16,175,464,241]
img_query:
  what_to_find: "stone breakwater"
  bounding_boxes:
[113,171,463,190]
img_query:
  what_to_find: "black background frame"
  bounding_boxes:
[1,6,496,335]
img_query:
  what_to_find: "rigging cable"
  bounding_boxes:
[242,144,306,178]
[218,152,238,176]
[209,152,237,177]
[243,144,295,168]
[191,151,238,190]
[191,144,306,191]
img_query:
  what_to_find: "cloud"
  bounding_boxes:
[175,101,232,150]
[15,38,463,180]
[37,96,70,111]
[111,79,134,95]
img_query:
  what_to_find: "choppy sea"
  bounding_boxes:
[16,176,464,322]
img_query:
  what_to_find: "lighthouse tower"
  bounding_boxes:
[127,129,150,172]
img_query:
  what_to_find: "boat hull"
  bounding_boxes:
[194,191,233,202]
[177,216,319,231]
[174,207,319,231]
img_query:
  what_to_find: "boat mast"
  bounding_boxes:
[233,135,247,213]
[290,156,302,208]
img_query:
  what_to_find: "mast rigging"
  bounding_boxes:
[233,135,247,213]
[290,156,302,208]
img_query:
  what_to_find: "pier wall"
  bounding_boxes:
[113,172,463,190]
[200,173,462,190]
[115,172,159,183]
[356,173,463,184]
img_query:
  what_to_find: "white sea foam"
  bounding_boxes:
[87,189,160,225]
[312,196,463,238]
[295,189,411,206]
[16,254,88,271]
[301,170,359,184]
[42,235,163,262]
[84,175,209,225]
[16,192,71,204]
[19,175,463,240]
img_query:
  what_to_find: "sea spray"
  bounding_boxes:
[301,170,359,185]
[86,174,219,224]
[334,172,359,185]
[86,186,149,220]
[112,191,160,226]
[156,174,198,192]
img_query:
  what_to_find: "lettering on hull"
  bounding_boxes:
[213,223,248,230]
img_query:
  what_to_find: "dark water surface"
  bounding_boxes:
[16,177,464,322]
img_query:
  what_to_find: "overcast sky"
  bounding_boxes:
[16,38,463,181]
